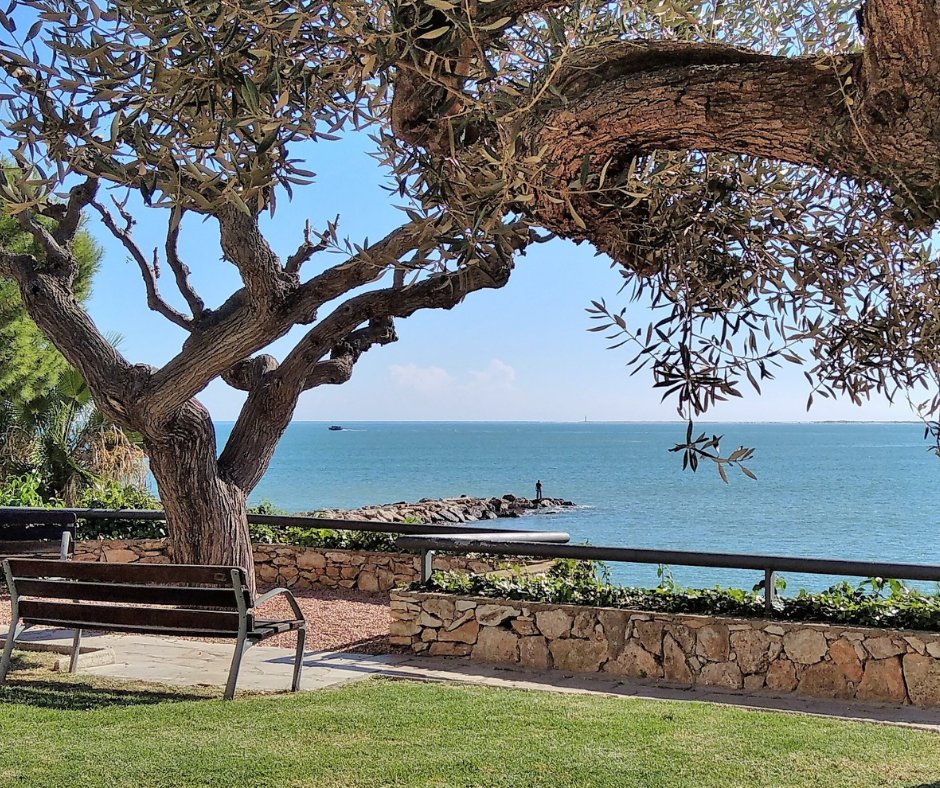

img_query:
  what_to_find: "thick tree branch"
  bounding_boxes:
[221,354,280,391]
[13,209,77,280]
[217,205,293,306]
[217,246,515,492]
[285,252,513,379]
[394,12,940,254]
[301,319,398,390]
[0,250,35,282]
[856,0,940,205]
[43,178,99,246]
[524,52,858,264]
[91,200,193,330]
[144,221,434,420]
[165,208,205,320]
[295,221,438,303]
[397,40,856,166]
[0,248,138,424]
[862,0,940,85]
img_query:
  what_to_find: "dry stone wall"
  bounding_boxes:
[73,539,508,593]
[391,591,940,707]
[70,492,569,591]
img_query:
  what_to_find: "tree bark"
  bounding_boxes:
[144,400,255,594]
[391,16,940,260]
[521,51,854,267]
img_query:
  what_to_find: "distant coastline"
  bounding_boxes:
[214,419,922,425]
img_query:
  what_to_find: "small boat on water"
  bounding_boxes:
[328,425,344,431]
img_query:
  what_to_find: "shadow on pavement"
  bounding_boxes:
[0,653,214,710]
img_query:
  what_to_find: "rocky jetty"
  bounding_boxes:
[303,494,574,525]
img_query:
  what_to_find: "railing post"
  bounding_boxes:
[420,549,435,584]
[764,568,779,613]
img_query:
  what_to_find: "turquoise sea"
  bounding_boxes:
[216,421,940,593]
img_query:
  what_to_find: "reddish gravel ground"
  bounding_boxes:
[0,586,394,655]
[252,586,393,653]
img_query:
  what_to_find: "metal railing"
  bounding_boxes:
[0,506,571,584]
[0,506,570,550]
[394,535,940,612]
[15,506,935,615]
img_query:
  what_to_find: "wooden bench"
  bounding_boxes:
[0,509,76,561]
[0,559,307,699]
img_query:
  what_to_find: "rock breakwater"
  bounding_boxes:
[304,494,573,525]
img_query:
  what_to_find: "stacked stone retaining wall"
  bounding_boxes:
[73,540,510,593]
[391,591,940,707]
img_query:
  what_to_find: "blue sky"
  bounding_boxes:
[80,132,914,424]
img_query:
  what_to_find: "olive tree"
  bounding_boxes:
[0,0,535,585]
[2,0,939,587]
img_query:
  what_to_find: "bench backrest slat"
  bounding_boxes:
[0,513,76,560]
[15,579,246,609]
[5,558,254,637]
[0,524,76,540]
[18,599,242,633]
[6,559,243,588]
[0,510,78,527]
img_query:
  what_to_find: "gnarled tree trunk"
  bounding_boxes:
[144,401,255,593]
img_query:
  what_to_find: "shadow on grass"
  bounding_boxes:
[0,653,215,710]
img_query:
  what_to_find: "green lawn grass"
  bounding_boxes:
[0,654,937,787]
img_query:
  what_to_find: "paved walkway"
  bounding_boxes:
[7,628,940,731]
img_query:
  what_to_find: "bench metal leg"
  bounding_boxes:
[291,626,306,692]
[69,629,83,673]
[0,617,26,684]
[224,634,249,700]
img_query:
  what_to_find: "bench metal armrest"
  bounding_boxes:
[252,587,305,622]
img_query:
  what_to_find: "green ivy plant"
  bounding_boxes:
[415,561,940,631]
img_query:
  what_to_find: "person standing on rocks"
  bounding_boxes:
[535,480,543,502]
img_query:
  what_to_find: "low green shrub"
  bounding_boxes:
[0,476,165,539]
[252,525,400,552]
[74,481,164,539]
[247,503,410,551]
[414,559,940,631]
[248,500,288,516]
[0,473,52,508]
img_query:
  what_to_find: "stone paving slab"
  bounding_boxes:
[5,628,940,731]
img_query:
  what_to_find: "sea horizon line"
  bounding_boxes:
[213,419,923,425]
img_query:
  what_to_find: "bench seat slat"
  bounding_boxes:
[15,579,245,609]
[7,559,240,587]
[18,600,243,633]
[15,603,304,640]
[7,617,303,640]
[252,619,305,637]
[0,554,67,563]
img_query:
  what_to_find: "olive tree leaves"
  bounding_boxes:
[0,0,376,218]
